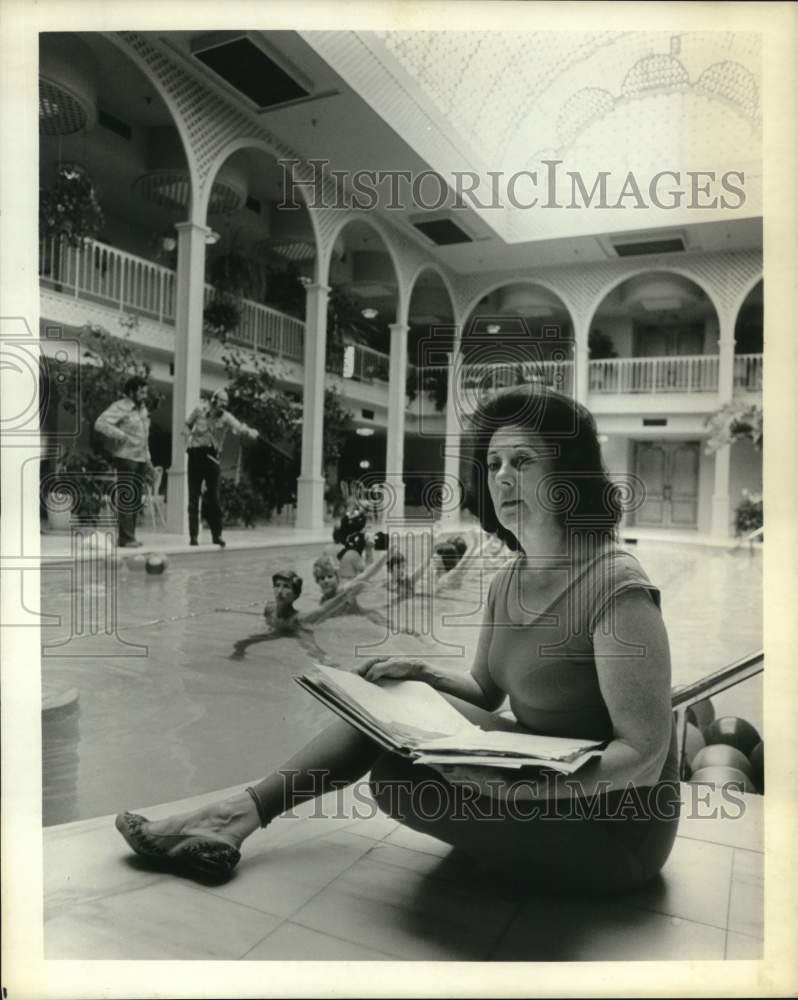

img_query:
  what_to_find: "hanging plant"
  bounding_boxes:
[39,165,104,247]
[704,400,763,453]
[204,292,242,340]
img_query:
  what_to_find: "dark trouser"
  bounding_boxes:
[111,458,146,545]
[187,446,222,542]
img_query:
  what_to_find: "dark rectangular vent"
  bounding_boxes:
[194,38,309,109]
[245,195,261,214]
[642,418,668,426]
[613,238,685,257]
[98,108,132,141]
[413,219,473,246]
[361,409,375,420]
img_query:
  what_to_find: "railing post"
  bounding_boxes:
[74,240,81,299]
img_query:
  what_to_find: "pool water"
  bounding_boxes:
[41,537,762,825]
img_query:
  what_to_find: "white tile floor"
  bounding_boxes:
[43,782,764,962]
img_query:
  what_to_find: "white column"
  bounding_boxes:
[572,313,589,404]
[385,322,409,520]
[166,221,209,535]
[710,310,736,537]
[296,282,330,530]
[442,349,464,524]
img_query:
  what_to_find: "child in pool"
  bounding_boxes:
[231,570,327,660]
[387,549,416,599]
[312,556,341,604]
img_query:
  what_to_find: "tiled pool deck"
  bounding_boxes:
[40,519,764,962]
[44,781,763,961]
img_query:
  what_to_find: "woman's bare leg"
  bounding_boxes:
[138,718,380,850]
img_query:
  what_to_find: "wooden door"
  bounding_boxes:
[634,441,700,527]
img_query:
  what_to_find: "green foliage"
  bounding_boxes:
[56,324,161,436]
[220,351,354,519]
[705,400,763,453]
[217,476,265,527]
[588,329,618,360]
[207,249,265,301]
[734,489,763,536]
[39,165,104,247]
[46,448,115,522]
[203,293,242,338]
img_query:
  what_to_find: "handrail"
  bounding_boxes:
[671,649,763,709]
[671,648,764,780]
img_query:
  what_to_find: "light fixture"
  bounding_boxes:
[205,229,220,246]
[361,307,378,320]
[359,460,371,469]
[356,427,375,437]
[486,323,501,334]
[298,275,312,287]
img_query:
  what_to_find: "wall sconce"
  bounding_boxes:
[486,323,501,334]
[361,307,378,320]
[356,427,375,437]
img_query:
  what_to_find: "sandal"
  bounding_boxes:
[115,811,241,880]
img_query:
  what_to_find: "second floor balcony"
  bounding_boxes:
[39,237,763,413]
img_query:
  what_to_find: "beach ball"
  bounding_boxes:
[748,740,764,793]
[691,744,754,780]
[703,717,761,758]
[690,765,756,794]
[686,698,715,730]
[684,721,706,765]
[145,553,168,576]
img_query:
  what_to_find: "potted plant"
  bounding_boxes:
[40,323,162,530]
[203,292,242,340]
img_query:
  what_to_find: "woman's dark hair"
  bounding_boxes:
[332,507,368,545]
[464,385,621,551]
[272,570,303,598]
[123,375,149,398]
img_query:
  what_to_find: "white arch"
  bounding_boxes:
[104,33,201,220]
[460,276,578,334]
[406,263,457,320]
[323,213,406,320]
[730,273,763,325]
[584,265,723,331]
[199,137,323,274]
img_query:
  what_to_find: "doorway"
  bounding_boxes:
[633,441,700,527]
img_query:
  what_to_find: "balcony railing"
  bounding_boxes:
[38,237,388,380]
[459,360,574,399]
[733,353,763,393]
[588,355,720,394]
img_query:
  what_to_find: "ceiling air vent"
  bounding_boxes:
[412,218,473,246]
[98,109,132,141]
[191,35,309,109]
[611,235,686,257]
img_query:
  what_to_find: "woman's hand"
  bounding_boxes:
[431,763,540,801]
[353,656,429,684]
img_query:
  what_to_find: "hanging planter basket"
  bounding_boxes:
[39,164,104,247]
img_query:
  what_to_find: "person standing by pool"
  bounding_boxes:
[185,389,259,547]
[94,376,155,549]
[116,385,679,895]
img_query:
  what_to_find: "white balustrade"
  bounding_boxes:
[458,360,574,401]
[733,353,763,393]
[588,355,721,394]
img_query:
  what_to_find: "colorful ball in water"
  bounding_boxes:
[686,698,715,730]
[145,554,168,576]
[690,765,756,794]
[703,716,761,758]
[748,740,764,793]
[691,743,754,780]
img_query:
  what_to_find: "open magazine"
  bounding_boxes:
[295,663,605,773]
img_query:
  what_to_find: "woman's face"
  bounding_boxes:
[273,578,296,606]
[486,426,558,544]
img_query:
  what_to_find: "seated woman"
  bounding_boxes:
[116,386,679,895]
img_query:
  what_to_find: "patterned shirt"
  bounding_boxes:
[94,398,151,463]
[186,401,255,451]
